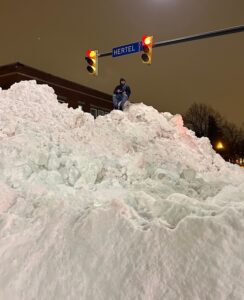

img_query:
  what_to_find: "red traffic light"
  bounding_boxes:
[141,35,153,65]
[86,50,97,59]
[142,35,153,46]
[85,50,98,76]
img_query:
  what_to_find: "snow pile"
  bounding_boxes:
[0,80,244,300]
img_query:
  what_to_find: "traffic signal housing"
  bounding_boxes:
[85,50,98,76]
[141,35,153,65]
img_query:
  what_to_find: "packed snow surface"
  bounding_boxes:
[0,81,244,300]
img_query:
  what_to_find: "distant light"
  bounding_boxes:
[216,141,224,150]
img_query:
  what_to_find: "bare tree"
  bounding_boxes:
[184,103,222,139]
[183,103,244,161]
[222,122,244,157]
[184,103,210,137]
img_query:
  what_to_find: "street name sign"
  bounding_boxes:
[112,42,141,58]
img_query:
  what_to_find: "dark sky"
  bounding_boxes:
[1,0,244,126]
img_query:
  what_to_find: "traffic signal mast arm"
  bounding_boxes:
[153,25,244,48]
[97,25,244,58]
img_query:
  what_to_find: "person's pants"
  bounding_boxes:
[113,94,128,110]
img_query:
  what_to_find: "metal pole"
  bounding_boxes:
[153,25,244,48]
[98,51,112,58]
[97,25,244,58]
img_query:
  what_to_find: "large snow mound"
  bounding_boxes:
[0,80,244,300]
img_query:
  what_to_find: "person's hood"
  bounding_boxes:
[120,78,126,85]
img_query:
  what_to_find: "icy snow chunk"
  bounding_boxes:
[47,152,60,170]
[180,168,196,181]
[0,182,17,212]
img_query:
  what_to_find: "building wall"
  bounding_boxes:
[0,62,113,117]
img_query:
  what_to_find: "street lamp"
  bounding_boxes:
[216,141,224,150]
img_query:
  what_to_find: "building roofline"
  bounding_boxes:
[0,62,112,100]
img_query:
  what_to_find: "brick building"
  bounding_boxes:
[0,62,113,117]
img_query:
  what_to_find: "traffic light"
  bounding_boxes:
[141,35,153,65]
[85,50,98,76]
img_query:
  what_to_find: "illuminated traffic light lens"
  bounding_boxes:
[89,50,96,58]
[141,53,149,62]
[86,50,96,58]
[142,35,152,46]
[144,37,151,45]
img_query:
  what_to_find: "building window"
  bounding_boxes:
[98,109,105,116]
[57,95,67,104]
[90,108,97,118]
[90,106,111,118]
[77,100,84,111]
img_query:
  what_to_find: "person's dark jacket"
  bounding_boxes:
[113,84,131,98]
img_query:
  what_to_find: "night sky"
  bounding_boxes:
[1,0,244,125]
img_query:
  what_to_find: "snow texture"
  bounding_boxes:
[0,80,244,300]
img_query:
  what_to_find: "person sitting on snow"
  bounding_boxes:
[112,78,131,110]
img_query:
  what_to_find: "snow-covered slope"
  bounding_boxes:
[0,81,244,300]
